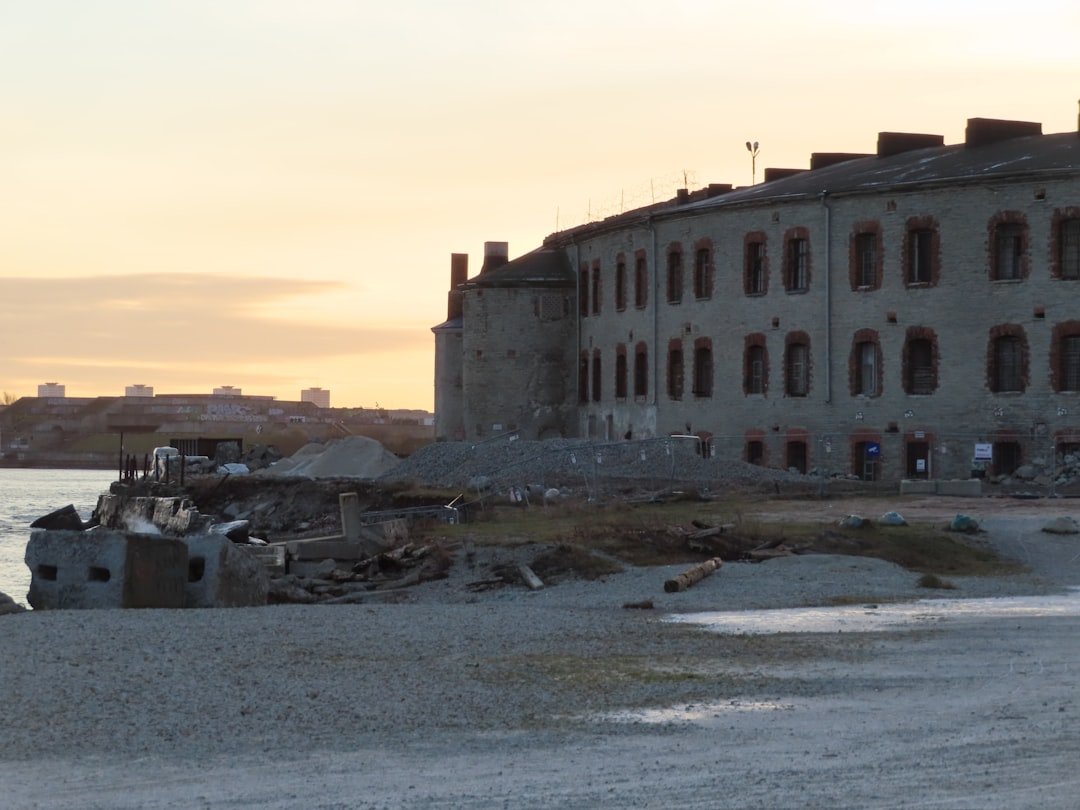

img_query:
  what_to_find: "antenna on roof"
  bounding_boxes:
[745,140,761,185]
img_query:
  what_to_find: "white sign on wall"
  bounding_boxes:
[973,443,993,462]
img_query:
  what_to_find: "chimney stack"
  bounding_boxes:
[447,253,467,320]
[480,241,509,274]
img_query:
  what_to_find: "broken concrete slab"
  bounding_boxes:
[182,533,269,608]
[30,504,88,532]
[25,529,187,610]
[209,520,251,543]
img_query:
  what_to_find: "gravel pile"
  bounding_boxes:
[381,437,811,491]
[256,436,402,479]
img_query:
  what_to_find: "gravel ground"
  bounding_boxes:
[2,506,1079,808]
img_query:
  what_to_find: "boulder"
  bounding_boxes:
[25,529,187,610]
[0,591,26,616]
[182,533,270,608]
[839,514,870,529]
[879,511,908,526]
[949,514,980,533]
[30,504,87,532]
[1041,516,1080,535]
[1013,464,1038,481]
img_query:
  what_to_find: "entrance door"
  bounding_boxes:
[906,441,930,479]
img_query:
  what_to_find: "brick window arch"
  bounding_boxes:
[987,324,1028,393]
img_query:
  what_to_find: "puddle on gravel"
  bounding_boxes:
[597,700,795,724]
[665,588,1080,635]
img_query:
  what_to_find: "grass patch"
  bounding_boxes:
[917,573,957,589]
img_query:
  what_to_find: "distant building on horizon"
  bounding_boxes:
[125,384,154,398]
[213,385,242,396]
[37,382,65,398]
[301,387,331,408]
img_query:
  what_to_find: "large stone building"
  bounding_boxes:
[434,115,1080,482]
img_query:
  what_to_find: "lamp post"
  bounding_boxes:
[745,140,760,185]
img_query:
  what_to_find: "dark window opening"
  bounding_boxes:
[746,440,764,465]
[591,354,602,402]
[693,248,712,299]
[615,261,627,310]
[906,441,930,479]
[38,564,58,581]
[1060,219,1080,280]
[88,566,111,583]
[905,337,936,394]
[666,250,683,304]
[853,442,879,482]
[634,256,648,309]
[786,342,809,397]
[907,229,933,284]
[667,347,684,400]
[591,266,601,314]
[188,557,206,583]
[693,344,713,397]
[991,335,1025,392]
[746,345,766,395]
[786,441,807,474]
[993,223,1025,281]
[746,240,766,295]
[615,351,628,399]
[786,237,808,291]
[993,441,1022,477]
[1062,335,1080,392]
[634,345,648,397]
[855,233,877,288]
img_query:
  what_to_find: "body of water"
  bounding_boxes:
[0,468,117,607]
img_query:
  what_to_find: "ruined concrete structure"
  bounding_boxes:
[433,115,1080,482]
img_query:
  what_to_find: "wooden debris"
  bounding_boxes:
[517,564,545,591]
[664,557,723,593]
[622,599,654,610]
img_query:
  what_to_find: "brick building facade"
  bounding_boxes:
[434,116,1080,482]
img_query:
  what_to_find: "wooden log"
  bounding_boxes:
[664,557,723,593]
[518,564,545,591]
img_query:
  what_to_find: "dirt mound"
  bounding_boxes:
[257,436,401,479]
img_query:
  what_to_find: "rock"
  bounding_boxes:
[0,591,26,616]
[544,488,560,503]
[839,514,869,529]
[182,533,270,608]
[268,579,317,604]
[217,463,251,476]
[312,558,341,579]
[209,520,251,543]
[1041,516,1080,535]
[879,511,908,526]
[1013,464,1038,481]
[468,475,492,492]
[29,504,87,532]
[949,514,980,533]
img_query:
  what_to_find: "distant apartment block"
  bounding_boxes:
[125,384,154,398]
[37,382,65,398]
[301,387,331,408]
[213,386,242,396]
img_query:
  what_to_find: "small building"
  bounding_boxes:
[37,382,66,398]
[301,387,331,408]
[124,384,154,398]
[212,386,242,397]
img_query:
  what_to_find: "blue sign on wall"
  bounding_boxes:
[865,442,881,457]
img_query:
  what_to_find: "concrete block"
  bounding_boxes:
[182,533,269,608]
[244,544,286,577]
[287,538,369,561]
[936,479,982,497]
[25,529,187,610]
[899,479,935,495]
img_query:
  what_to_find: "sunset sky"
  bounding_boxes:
[2,1,1077,409]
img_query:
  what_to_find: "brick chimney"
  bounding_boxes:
[480,241,509,274]
[447,253,467,320]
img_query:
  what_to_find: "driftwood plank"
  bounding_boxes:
[664,557,723,593]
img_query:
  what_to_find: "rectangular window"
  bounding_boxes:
[634,256,648,309]
[906,338,935,394]
[855,233,876,288]
[993,336,1023,392]
[694,248,712,299]
[693,345,712,397]
[786,343,808,396]
[993,441,1021,476]
[786,441,807,474]
[615,352,628,399]
[908,229,933,284]
[746,440,764,465]
[994,224,1024,281]
[591,354,602,402]
[667,347,684,400]
[615,261,627,310]
[1061,219,1080,280]
[666,251,683,304]
[579,269,589,316]
[633,346,648,397]
[853,442,879,482]
[747,241,766,295]
[746,345,765,394]
[857,341,877,396]
[591,266,601,314]
[1062,335,1080,392]
[787,238,808,291]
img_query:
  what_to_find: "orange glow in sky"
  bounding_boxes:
[2,1,1078,408]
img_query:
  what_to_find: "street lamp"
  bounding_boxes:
[745,140,760,185]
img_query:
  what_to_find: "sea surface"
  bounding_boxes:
[0,468,116,607]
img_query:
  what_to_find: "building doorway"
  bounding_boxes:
[906,440,930,479]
